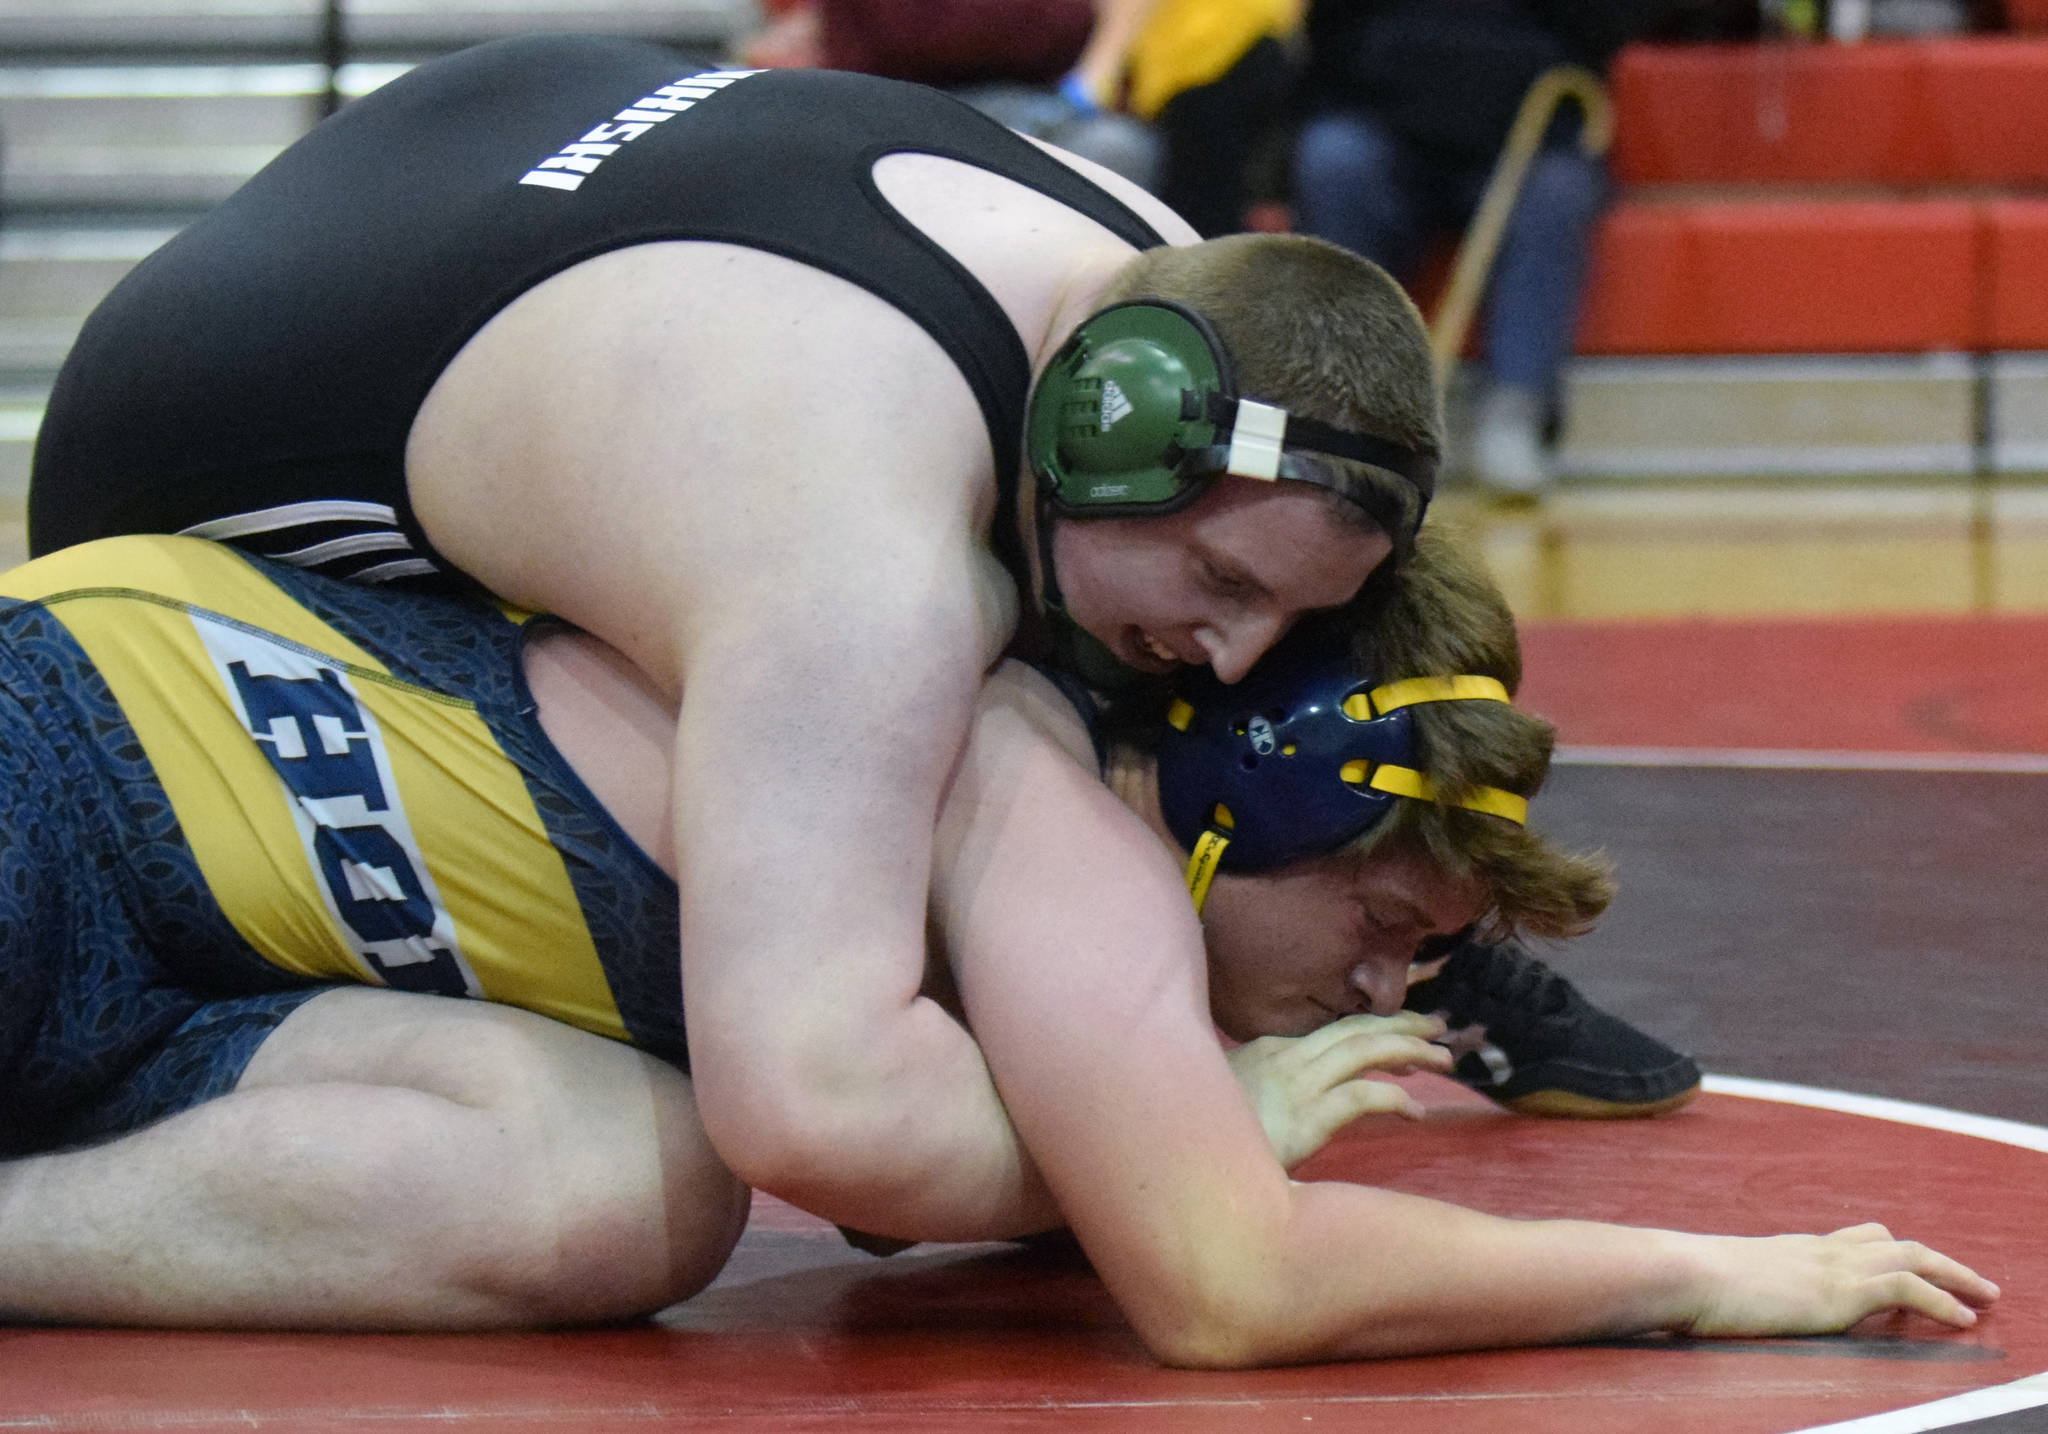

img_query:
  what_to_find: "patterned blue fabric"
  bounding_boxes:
[0,603,327,1154]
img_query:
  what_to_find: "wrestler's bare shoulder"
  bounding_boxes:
[406,242,1005,667]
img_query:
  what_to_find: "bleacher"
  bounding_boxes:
[1557,34,2048,481]
[0,0,762,516]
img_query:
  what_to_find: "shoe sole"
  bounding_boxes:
[1499,1083,1703,1120]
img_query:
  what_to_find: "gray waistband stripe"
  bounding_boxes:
[179,499,401,541]
[353,557,442,584]
[273,531,415,565]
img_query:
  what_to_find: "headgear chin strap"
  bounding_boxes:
[1024,299,1438,693]
[1153,633,1529,914]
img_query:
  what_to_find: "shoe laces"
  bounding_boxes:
[1440,941,1576,1024]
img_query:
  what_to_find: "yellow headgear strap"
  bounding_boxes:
[1342,673,1512,719]
[1357,763,1530,824]
[1183,829,1232,916]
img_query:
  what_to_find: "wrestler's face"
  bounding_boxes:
[1198,846,1485,1041]
[1053,477,1389,685]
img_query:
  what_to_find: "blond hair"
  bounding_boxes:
[1338,522,1613,942]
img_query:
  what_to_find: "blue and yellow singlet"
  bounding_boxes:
[0,536,685,1076]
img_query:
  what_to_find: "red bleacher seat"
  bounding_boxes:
[1985,200,2048,349]
[1612,38,2048,189]
[2008,0,2048,32]
[1577,198,1980,355]
[1611,42,1936,187]
[1588,37,2048,357]
[1921,40,2048,186]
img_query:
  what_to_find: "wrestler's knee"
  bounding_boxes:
[434,1017,750,1323]
[240,991,749,1324]
[528,1056,751,1321]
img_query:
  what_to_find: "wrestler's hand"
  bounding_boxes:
[1226,1012,1453,1170]
[1676,1223,2000,1336]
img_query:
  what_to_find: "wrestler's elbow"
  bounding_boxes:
[690,1034,916,1203]
[1127,1283,1283,1370]
[698,1086,866,1199]
[1114,1237,1311,1370]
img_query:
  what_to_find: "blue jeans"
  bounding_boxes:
[1292,109,1608,401]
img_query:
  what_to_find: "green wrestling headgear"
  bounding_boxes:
[1024,300,1439,692]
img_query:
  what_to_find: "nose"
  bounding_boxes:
[1199,613,1288,685]
[1347,957,1410,1017]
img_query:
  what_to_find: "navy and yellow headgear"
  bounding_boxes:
[1155,628,1529,912]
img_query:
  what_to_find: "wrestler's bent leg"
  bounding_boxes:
[0,988,749,1331]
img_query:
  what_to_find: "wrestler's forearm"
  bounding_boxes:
[1203,1183,1703,1363]
[670,606,1068,1241]
[1149,1179,1995,1368]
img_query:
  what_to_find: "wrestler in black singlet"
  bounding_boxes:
[28,34,1167,586]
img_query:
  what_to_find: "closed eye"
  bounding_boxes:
[1358,904,1397,934]
[1199,557,1260,602]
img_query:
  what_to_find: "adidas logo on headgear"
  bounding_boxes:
[1098,380,1134,431]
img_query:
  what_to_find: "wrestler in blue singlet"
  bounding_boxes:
[0,537,682,1154]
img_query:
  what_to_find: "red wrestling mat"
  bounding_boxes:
[1518,614,2048,756]
[4,1082,2042,1434]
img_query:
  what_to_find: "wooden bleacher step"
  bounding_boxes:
[0,61,413,211]
[1555,353,1985,480]
[1556,37,2048,482]
[0,222,180,375]
[1990,354,2048,473]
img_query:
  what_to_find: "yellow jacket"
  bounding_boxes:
[1125,0,1301,119]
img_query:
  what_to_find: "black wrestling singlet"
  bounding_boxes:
[29,35,1166,584]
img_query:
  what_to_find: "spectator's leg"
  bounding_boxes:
[1153,36,1294,237]
[1290,110,1429,277]
[1483,146,1608,404]
[1471,146,1609,493]
[958,83,1162,192]
[1054,111,1163,192]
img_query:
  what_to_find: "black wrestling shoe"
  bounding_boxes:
[1404,939,1701,1118]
